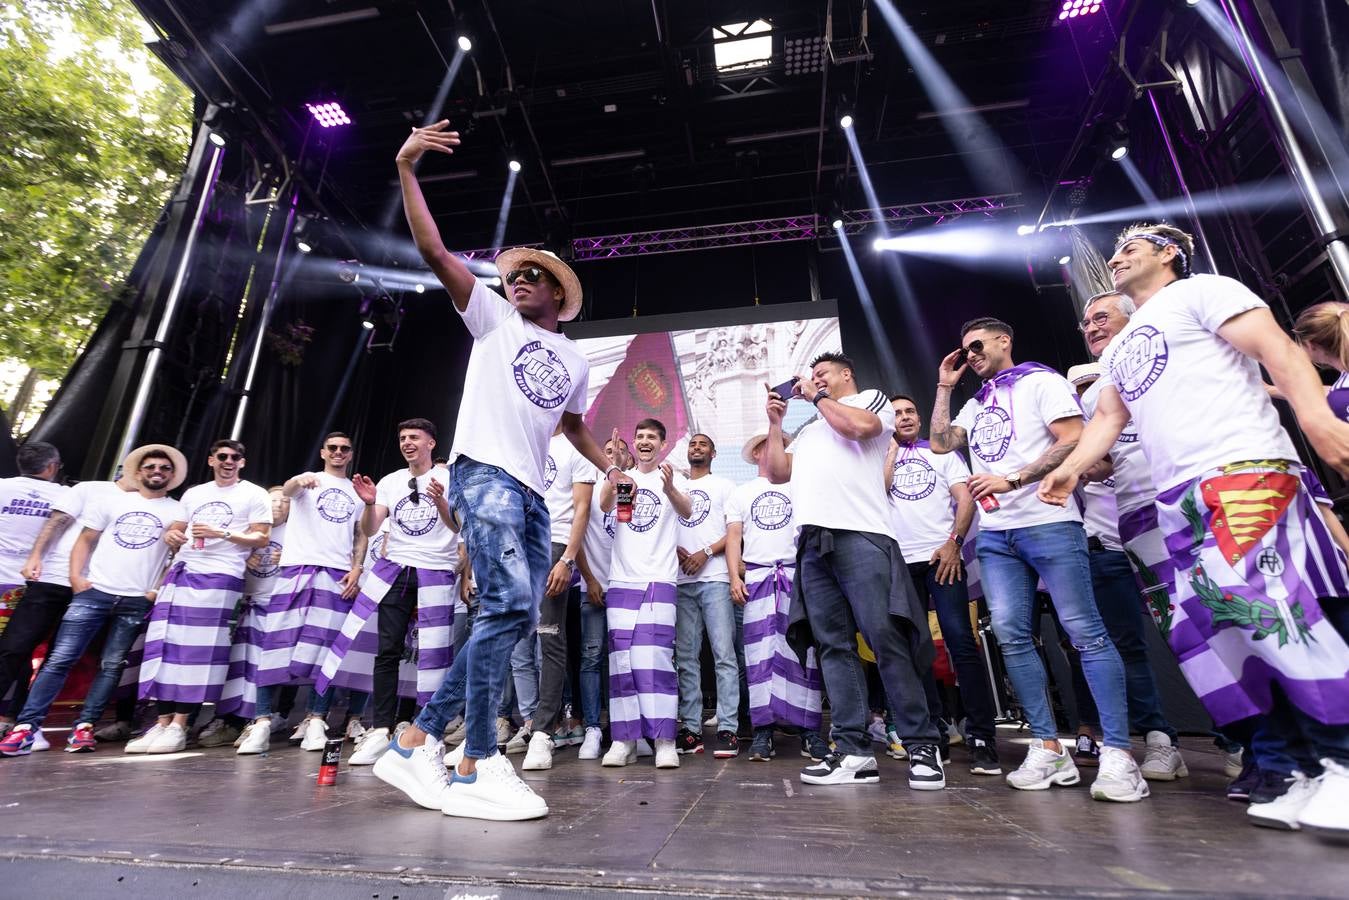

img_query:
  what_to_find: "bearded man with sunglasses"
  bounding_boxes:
[316,418,460,765]
[134,439,272,754]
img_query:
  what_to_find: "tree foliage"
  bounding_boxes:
[0,0,191,377]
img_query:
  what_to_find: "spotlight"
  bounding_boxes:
[457,35,472,52]
[831,217,844,230]
[1111,144,1129,160]
[1104,121,1130,162]
[296,240,313,254]
[872,237,884,252]
[1016,224,1035,236]
[1185,0,1200,5]
[207,132,226,147]
[414,283,426,294]
[306,101,352,128]
[1059,0,1103,19]
[1058,255,1072,265]
[508,159,522,173]
[839,114,854,130]
[361,319,375,330]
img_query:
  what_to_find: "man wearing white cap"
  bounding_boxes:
[370,120,628,821]
[0,444,185,756]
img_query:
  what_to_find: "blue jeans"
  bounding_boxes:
[255,684,369,720]
[414,458,551,759]
[676,580,739,733]
[976,522,1130,749]
[498,633,540,721]
[17,589,150,728]
[579,592,606,728]
[907,560,997,742]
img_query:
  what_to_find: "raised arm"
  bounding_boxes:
[763,388,792,484]
[929,350,970,454]
[394,121,474,310]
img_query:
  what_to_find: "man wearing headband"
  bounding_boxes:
[1040,223,1349,835]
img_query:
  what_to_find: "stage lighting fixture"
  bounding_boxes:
[831,217,844,231]
[872,237,884,252]
[783,36,826,76]
[1185,0,1200,6]
[1016,224,1035,236]
[508,159,522,173]
[1058,255,1072,265]
[457,35,472,52]
[207,132,226,147]
[415,283,426,294]
[361,319,375,330]
[1059,0,1102,20]
[1104,121,1130,161]
[296,240,313,254]
[337,260,362,284]
[306,101,352,128]
[839,114,854,130]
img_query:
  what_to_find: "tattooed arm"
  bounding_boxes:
[21,510,75,581]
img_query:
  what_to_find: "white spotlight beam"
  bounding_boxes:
[837,228,903,390]
[491,168,520,252]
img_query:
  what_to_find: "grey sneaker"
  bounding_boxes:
[94,720,134,742]
[197,718,241,748]
[1007,739,1081,791]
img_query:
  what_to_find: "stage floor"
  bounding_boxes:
[3,719,1346,899]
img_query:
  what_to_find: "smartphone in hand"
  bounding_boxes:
[769,376,801,400]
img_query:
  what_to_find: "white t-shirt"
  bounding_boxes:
[82,491,185,596]
[676,473,734,585]
[888,441,970,563]
[449,279,591,496]
[609,465,683,587]
[177,480,273,575]
[1079,479,1123,550]
[280,472,360,569]
[954,367,1084,531]
[543,433,596,546]
[366,521,389,568]
[788,389,896,538]
[1099,274,1298,490]
[725,477,797,566]
[375,466,459,570]
[580,475,616,593]
[1080,378,1156,516]
[45,481,127,588]
[245,522,286,599]
[0,476,68,586]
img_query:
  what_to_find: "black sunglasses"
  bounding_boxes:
[141,462,174,472]
[325,444,352,454]
[407,476,420,505]
[214,452,243,462]
[504,266,551,286]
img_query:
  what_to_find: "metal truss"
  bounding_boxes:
[458,193,1021,262]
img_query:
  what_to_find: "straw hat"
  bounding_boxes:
[1065,362,1102,387]
[741,431,791,465]
[494,247,583,322]
[118,443,189,491]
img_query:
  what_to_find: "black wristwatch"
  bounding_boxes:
[812,390,831,407]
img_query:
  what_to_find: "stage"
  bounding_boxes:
[4,717,1345,899]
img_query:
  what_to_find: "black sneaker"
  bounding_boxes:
[676,727,704,755]
[800,730,830,761]
[907,742,946,791]
[1226,757,1260,802]
[800,752,880,786]
[714,730,739,758]
[1248,768,1293,805]
[969,737,1002,776]
[1073,733,1100,767]
[748,728,775,761]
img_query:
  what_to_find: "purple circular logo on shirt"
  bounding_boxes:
[750,491,792,530]
[192,500,234,530]
[679,490,712,528]
[543,455,558,490]
[970,406,1013,463]
[367,532,386,565]
[1110,325,1169,401]
[316,487,356,523]
[1116,420,1139,445]
[112,511,164,550]
[511,341,572,409]
[603,509,616,538]
[393,495,438,536]
[627,488,662,533]
[890,458,938,501]
[247,541,281,578]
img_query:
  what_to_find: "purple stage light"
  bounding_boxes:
[1059,0,1102,20]
[306,102,352,128]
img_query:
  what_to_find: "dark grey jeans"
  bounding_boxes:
[532,542,578,734]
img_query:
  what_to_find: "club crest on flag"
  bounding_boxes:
[1200,470,1298,567]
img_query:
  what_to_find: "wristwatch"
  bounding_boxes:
[811,390,831,406]
[561,557,576,571]
[1005,472,1023,490]
[222,530,234,542]
[703,545,714,558]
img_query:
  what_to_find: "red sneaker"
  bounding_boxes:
[0,725,36,756]
[65,722,97,753]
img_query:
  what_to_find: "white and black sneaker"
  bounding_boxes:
[907,743,946,791]
[800,752,880,786]
[970,738,1003,776]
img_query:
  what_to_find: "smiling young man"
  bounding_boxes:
[368,120,626,821]
[929,321,1144,801]
[134,439,272,754]
[1039,224,1349,833]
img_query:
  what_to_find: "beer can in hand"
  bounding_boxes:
[978,493,1000,513]
[616,481,635,523]
[317,738,342,785]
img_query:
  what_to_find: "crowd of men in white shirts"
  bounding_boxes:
[1,122,1346,837]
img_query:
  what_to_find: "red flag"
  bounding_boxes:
[583,332,691,458]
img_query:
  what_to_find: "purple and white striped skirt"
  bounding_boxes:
[315,557,454,704]
[216,594,267,719]
[606,581,678,741]
[1153,461,1349,726]
[256,565,352,686]
[743,562,822,730]
[138,564,245,705]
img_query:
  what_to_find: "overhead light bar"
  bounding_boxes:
[306,102,351,128]
[551,149,646,168]
[264,8,380,35]
[783,35,826,75]
[1059,0,1103,20]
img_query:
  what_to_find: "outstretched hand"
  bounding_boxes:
[395,120,461,167]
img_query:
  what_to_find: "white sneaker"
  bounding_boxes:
[288,722,306,744]
[522,731,554,771]
[635,738,654,758]
[1091,747,1150,802]
[1224,747,1244,779]
[703,713,718,728]
[30,728,51,752]
[444,740,465,769]
[344,718,366,742]
[505,723,532,754]
[443,716,466,745]
[654,739,680,768]
[300,716,330,751]
[602,739,637,767]
[495,716,514,747]
[1297,758,1349,835]
[125,723,167,753]
[373,732,451,811]
[578,726,603,760]
[1006,739,1081,790]
[147,723,187,754]
[236,719,272,755]
[349,726,391,765]
[800,753,880,786]
[1249,771,1319,830]
[1140,731,1188,781]
[442,751,548,821]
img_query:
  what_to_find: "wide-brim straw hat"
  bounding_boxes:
[741,431,791,465]
[495,247,583,322]
[1065,362,1102,387]
[118,443,189,491]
